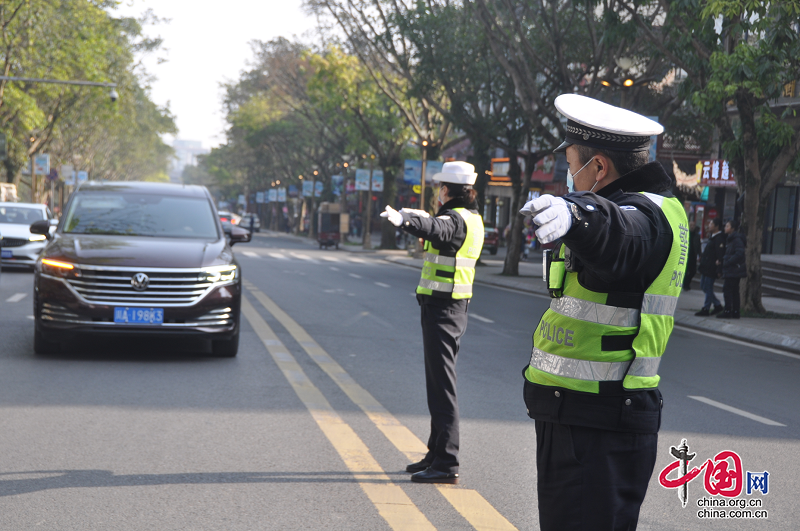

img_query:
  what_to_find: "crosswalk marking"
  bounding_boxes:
[290,252,312,261]
[470,313,494,324]
[321,256,340,262]
[688,396,786,426]
[348,257,366,263]
[6,293,26,303]
[349,273,362,279]
[241,251,260,258]
[375,282,391,288]
[241,297,435,531]
[269,252,288,260]
[244,281,518,531]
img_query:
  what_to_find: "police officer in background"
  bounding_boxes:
[519,95,688,530]
[381,161,484,485]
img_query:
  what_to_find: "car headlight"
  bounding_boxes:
[29,234,47,242]
[201,265,238,283]
[41,258,80,278]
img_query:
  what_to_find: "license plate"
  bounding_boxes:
[1,250,11,258]
[114,307,164,325]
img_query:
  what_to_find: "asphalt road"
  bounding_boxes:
[0,232,798,530]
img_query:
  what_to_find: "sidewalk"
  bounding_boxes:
[258,230,800,355]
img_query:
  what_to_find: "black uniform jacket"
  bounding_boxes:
[699,231,726,277]
[722,231,747,279]
[525,161,676,434]
[400,197,479,302]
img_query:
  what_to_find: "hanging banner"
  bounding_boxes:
[404,160,443,185]
[255,191,264,204]
[302,181,313,197]
[34,154,50,175]
[315,181,323,197]
[288,185,299,198]
[698,159,736,188]
[268,189,277,202]
[355,169,384,191]
[331,175,343,196]
[277,187,287,202]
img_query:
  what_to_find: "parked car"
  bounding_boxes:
[31,182,251,356]
[484,226,499,255]
[240,213,261,232]
[0,202,55,268]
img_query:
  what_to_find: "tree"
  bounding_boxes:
[619,0,800,313]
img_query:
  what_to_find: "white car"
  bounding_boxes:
[240,213,261,232]
[0,202,55,268]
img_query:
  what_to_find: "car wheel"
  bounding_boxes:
[34,323,60,355]
[212,327,239,357]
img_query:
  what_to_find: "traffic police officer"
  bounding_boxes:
[381,161,484,485]
[519,95,688,530]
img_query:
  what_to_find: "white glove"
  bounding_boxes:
[400,208,430,218]
[380,205,403,227]
[524,195,573,244]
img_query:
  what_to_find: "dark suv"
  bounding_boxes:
[31,182,251,356]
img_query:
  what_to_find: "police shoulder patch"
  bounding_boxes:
[619,205,638,211]
[437,215,451,220]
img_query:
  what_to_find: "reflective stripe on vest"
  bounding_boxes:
[526,192,688,393]
[416,208,484,299]
[550,296,640,327]
[423,252,477,268]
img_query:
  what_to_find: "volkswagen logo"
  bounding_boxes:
[131,272,150,291]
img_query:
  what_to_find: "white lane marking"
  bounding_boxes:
[269,252,288,260]
[241,251,260,258]
[348,257,366,263]
[330,267,340,271]
[322,256,340,262]
[374,282,390,288]
[6,293,26,303]
[674,326,800,361]
[291,252,312,261]
[349,273,362,279]
[688,396,786,426]
[470,313,494,323]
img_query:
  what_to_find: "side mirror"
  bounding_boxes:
[30,219,53,240]
[228,225,251,246]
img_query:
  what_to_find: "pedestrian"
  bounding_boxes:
[682,221,700,290]
[717,219,746,319]
[519,94,686,531]
[694,218,726,316]
[380,161,484,485]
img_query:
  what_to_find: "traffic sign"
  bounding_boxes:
[47,168,59,181]
[77,170,88,183]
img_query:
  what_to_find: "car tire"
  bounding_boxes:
[212,327,239,357]
[33,323,60,355]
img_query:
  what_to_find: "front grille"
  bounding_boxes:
[0,238,29,248]
[65,266,219,307]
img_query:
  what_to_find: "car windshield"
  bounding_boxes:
[63,193,219,239]
[0,206,45,225]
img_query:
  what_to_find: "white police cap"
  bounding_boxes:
[553,94,664,154]
[432,161,477,186]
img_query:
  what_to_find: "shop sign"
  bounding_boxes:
[698,159,736,188]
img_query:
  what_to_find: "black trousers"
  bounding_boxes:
[723,277,741,312]
[535,420,657,531]
[418,295,469,474]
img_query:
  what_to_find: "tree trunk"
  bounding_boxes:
[380,161,398,249]
[736,90,766,313]
[502,155,526,276]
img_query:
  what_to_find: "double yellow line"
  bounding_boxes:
[241,279,517,531]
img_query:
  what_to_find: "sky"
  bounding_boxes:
[115,0,320,150]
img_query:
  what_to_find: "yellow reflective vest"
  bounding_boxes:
[525,192,688,393]
[417,208,484,299]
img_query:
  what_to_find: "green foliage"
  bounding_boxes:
[0,0,175,185]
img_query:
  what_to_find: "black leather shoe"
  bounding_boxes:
[411,468,459,484]
[710,305,724,315]
[694,308,710,316]
[716,310,733,319]
[405,459,432,474]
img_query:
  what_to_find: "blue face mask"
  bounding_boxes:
[566,158,595,193]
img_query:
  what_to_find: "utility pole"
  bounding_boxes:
[363,154,375,250]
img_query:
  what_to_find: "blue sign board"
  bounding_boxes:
[404,159,443,185]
